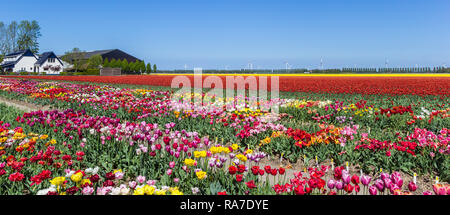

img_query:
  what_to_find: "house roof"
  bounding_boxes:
[5,50,27,57]
[4,49,35,57]
[84,49,116,59]
[83,49,141,62]
[35,51,63,66]
[0,61,16,69]
[1,49,38,68]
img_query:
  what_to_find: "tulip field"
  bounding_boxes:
[0,75,449,195]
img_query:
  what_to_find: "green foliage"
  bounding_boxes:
[121,59,129,71]
[87,54,103,69]
[146,63,152,74]
[72,69,99,75]
[85,68,100,75]
[103,58,110,67]
[16,20,41,53]
[61,48,85,72]
[110,59,117,68]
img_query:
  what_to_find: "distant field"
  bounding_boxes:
[2,74,449,96]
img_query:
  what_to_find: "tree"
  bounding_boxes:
[129,61,137,72]
[87,54,103,69]
[61,48,85,72]
[0,22,5,54]
[146,63,152,74]
[153,64,157,73]
[110,59,117,68]
[0,21,19,54]
[17,20,41,53]
[139,61,146,74]
[121,59,129,71]
[103,58,110,67]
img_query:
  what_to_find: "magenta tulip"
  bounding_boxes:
[328,179,336,189]
[361,175,372,186]
[408,181,417,192]
[369,185,377,195]
[375,179,385,192]
[342,174,351,184]
[336,181,344,190]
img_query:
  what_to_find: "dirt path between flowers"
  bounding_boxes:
[0,96,51,112]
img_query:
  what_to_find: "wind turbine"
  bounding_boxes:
[320,57,324,70]
[284,61,291,71]
[247,61,253,70]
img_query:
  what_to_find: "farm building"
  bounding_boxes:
[83,49,140,63]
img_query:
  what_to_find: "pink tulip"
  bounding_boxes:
[169,161,175,168]
[335,181,344,190]
[423,190,433,195]
[380,172,389,181]
[369,185,377,195]
[383,178,393,189]
[166,169,173,175]
[391,172,403,188]
[408,181,417,192]
[342,174,351,184]
[327,179,336,189]
[389,184,400,194]
[361,175,372,186]
[433,184,446,195]
[375,179,385,192]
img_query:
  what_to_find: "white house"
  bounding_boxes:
[0,49,64,74]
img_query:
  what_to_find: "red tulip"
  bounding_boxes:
[351,175,360,185]
[228,166,237,175]
[245,180,256,189]
[236,174,243,182]
[294,185,305,195]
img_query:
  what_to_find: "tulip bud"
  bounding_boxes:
[327,179,336,189]
[408,181,417,192]
[375,179,385,192]
[361,175,372,186]
[335,181,344,190]
[369,185,377,195]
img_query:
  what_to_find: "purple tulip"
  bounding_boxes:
[361,175,372,186]
[375,179,385,192]
[327,179,336,189]
[389,184,400,194]
[335,181,344,190]
[369,185,377,195]
[391,172,403,188]
[380,172,389,181]
[342,174,351,184]
[383,177,392,189]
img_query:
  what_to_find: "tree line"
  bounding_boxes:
[0,20,41,55]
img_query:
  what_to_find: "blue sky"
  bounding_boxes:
[2,0,449,69]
